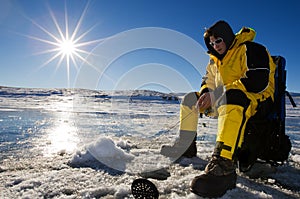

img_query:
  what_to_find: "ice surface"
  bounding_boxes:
[0,86,299,198]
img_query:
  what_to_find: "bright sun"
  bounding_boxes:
[59,39,76,56]
[25,2,102,86]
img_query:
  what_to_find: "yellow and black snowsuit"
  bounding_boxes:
[180,27,276,160]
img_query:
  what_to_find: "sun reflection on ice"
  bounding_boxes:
[43,104,79,157]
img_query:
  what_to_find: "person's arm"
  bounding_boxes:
[240,41,270,93]
[197,60,216,111]
[226,42,271,93]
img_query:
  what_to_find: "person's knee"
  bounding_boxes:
[181,92,200,109]
[218,89,250,108]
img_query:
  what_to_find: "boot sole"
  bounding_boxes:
[190,173,237,198]
[190,184,236,198]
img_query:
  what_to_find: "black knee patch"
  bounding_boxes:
[181,92,199,109]
[218,89,250,109]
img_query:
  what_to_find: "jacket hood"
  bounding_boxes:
[204,20,257,60]
[204,20,235,59]
[235,27,256,44]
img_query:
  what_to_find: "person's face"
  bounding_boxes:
[209,36,226,55]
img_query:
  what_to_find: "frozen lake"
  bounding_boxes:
[0,87,299,198]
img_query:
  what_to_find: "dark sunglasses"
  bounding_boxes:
[209,38,223,46]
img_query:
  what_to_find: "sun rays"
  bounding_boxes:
[25,1,102,87]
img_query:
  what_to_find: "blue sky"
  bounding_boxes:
[0,0,299,93]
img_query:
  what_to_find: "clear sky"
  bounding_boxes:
[0,0,299,93]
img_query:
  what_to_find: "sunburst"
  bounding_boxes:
[24,1,103,87]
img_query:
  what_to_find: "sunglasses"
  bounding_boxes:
[209,38,223,46]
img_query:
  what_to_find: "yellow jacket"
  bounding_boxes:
[200,27,276,113]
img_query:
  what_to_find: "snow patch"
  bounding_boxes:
[87,137,134,171]
[69,137,134,172]
[291,154,300,163]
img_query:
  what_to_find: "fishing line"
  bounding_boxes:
[154,107,199,136]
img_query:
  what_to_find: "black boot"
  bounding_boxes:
[190,155,237,198]
[160,131,197,159]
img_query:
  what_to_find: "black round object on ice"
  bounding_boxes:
[131,178,159,199]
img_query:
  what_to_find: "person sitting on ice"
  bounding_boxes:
[160,20,276,197]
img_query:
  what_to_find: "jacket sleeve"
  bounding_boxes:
[239,41,270,93]
[199,59,216,95]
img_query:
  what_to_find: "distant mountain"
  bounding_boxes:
[1,85,299,99]
[290,92,300,97]
[0,86,181,102]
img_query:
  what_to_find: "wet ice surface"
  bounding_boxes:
[0,87,299,198]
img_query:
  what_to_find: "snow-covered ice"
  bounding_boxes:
[0,86,299,198]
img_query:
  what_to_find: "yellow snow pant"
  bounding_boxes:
[179,90,258,160]
[179,92,200,133]
[214,89,257,160]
